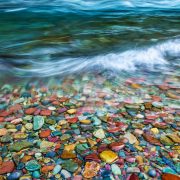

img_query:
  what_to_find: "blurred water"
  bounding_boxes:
[0,0,180,79]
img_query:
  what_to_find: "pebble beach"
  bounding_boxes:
[0,0,180,179]
[0,73,180,179]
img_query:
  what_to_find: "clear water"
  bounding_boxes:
[0,0,180,81]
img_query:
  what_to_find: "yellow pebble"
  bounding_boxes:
[64,144,76,151]
[131,83,141,89]
[150,128,159,134]
[151,147,156,152]
[134,145,143,151]
[87,138,97,147]
[80,119,91,124]
[144,165,150,172]
[100,150,118,164]
[67,109,77,114]
[136,156,143,164]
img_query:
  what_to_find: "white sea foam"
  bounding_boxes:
[11,39,180,77]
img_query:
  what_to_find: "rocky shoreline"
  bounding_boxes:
[0,75,179,179]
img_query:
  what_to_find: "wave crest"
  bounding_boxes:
[1,39,178,77]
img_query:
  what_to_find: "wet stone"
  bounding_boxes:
[100,150,118,164]
[7,170,23,180]
[33,116,44,130]
[25,160,41,171]
[83,161,100,178]
[0,161,15,175]
[0,134,12,142]
[9,141,33,152]
[61,159,78,172]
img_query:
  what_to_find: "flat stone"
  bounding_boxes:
[60,134,71,141]
[93,129,105,139]
[39,129,51,138]
[150,128,159,134]
[124,132,137,144]
[61,169,71,179]
[0,128,7,136]
[13,133,27,139]
[9,141,33,152]
[40,109,52,116]
[162,173,180,180]
[40,141,55,152]
[167,133,180,143]
[41,165,54,173]
[85,153,101,162]
[160,135,174,146]
[61,159,78,172]
[25,160,41,171]
[67,109,77,114]
[53,165,62,175]
[143,132,162,146]
[25,108,36,115]
[0,134,12,143]
[25,123,33,130]
[61,151,76,159]
[109,142,125,151]
[127,167,140,173]
[100,150,118,164]
[111,164,121,175]
[152,102,164,108]
[33,116,44,130]
[83,161,100,178]
[19,175,32,180]
[7,170,22,180]
[0,161,15,175]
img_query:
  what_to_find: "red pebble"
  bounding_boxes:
[39,129,51,138]
[25,108,36,115]
[0,117,4,122]
[0,111,10,117]
[67,117,78,123]
[85,153,101,162]
[40,109,52,116]
[0,161,15,175]
[107,127,121,133]
[129,173,139,180]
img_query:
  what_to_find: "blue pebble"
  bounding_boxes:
[16,124,22,131]
[101,170,111,177]
[46,151,56,158]
[17,162,25,170]
[118,151,126,158]
[148,169,157,177]
[7,170,22,180]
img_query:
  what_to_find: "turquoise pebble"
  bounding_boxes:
[53,165,62,175]
[25,160,41,171]
[32,171,41,178]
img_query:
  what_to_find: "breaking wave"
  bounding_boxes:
[1,39,179,77]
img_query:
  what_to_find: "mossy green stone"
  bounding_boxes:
[45,119,56,125]
[160,136,174,146]
[9,141,33,152]
[62,159,78,172]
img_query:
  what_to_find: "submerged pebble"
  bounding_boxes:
[0,74,179,179]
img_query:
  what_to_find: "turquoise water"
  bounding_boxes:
[0,0,180,79]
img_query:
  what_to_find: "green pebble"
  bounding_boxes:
[111,164,121,175]
[25,160,41,171]
[62,159,78,173]
[9,141,33,152]
[33,116,44,130]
